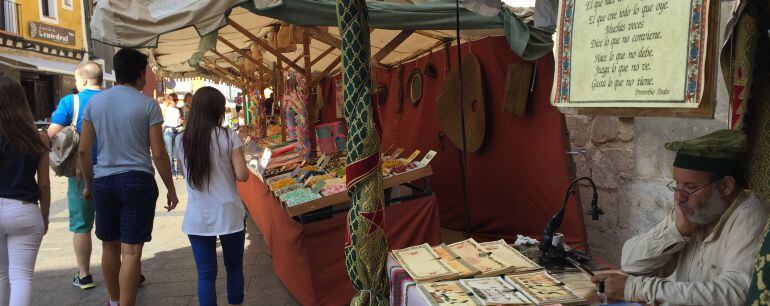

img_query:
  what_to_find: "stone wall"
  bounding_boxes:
[564,1,735,263]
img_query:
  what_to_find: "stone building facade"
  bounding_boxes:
[566,1,736,263]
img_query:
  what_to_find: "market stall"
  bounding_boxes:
[90,1,589,304]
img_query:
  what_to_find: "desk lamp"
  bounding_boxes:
[540,177,603,264]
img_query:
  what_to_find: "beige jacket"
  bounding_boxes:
[621,191,769,305]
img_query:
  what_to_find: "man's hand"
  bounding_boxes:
[674,202,699,236]
[165,192,179,212]
[592,272,628,301]
[82,186,92,200]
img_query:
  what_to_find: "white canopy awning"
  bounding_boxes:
[0,53,78,75]
[90,0,539,84]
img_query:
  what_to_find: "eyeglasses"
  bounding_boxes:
[666,178,721,197]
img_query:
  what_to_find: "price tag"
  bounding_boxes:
[311,179,327,194]
[259,148,272,171]
[290,164,302,178]
[316,153,327,166]
[390,148,404,160]
[419,150,437,166]
[318,155,331,169]
[405,150,421,163]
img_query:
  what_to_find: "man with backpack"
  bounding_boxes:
[47,61,103,290]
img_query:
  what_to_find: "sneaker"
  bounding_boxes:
[72,274,95,289]
[139,274,146,286]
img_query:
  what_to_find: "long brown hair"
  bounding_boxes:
[0,76,47,157]
[181,87,228,191]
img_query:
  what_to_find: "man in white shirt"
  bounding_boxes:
[593,129,770,305]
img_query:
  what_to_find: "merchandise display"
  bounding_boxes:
[392,244,460,282]
[241,138,437,217]
[418,281,478,306]
[504,271,585,305]
[480,240,543,274]
[433,244,479,278]
[459,277,531,305]
[448,239,510,277]
[393,238,543,284]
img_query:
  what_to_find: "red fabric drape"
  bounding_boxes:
[319,36,585,244]
[237,172,442,305]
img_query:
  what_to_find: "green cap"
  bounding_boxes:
[665,129,747,175]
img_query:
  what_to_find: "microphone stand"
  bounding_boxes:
[540,177,603,265]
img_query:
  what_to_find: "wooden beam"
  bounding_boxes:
[227,18,306,73]
[208,48,247,78]
[206,65,239,86]
[415,30,448,41]
[391,38,449,67]
[292,54,303,66]
[311,46,335,66]
[303,26,341,50]
[311,56,341,88]
[372,30,413,63]
[216,36,271,74]
[205,59,243,83]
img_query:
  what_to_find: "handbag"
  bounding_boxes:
[49,94,80,177]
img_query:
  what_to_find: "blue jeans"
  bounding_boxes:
[188,230,245,306]
[162,128,178,176]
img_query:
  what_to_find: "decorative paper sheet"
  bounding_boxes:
[504,271,585,305]
[480,240,543,274]
[433,244,480,278]
[459,277,532,305]
[551,0,712,108]
[448,239,509,277]
[393,244,460,282]
[418,281,479,306]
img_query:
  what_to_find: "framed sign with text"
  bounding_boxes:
[29,21,76,45]
[551,0,717,111]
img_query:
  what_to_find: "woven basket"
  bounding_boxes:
[438,53,485,152]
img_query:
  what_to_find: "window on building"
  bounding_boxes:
[40,0,58,21]
[62,0,73,10]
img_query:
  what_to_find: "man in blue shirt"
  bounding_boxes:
[47,61,102,290]
[79,49,178,306]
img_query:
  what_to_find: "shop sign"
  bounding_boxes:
[29,21,76,45]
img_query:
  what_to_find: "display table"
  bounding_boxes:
[387,255,639,306]
[237,171,442,305]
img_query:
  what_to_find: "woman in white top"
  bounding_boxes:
[163,94,182,178]
[174,87,249,306]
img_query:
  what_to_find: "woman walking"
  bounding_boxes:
[175,87,249,306]
[163,94,183,179]
[0,76,51,306]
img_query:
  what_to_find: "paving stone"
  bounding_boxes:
[32,175,299,305]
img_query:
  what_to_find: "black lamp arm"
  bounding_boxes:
[541,177,603,252]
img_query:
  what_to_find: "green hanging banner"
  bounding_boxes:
[336,0,389,304]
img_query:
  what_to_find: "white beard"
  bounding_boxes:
[684,188,729,225]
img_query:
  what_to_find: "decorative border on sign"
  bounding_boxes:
[554,0,575,105]
[684,0,708,104]
[554,0,709,106]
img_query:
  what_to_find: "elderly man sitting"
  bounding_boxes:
[593,129,769,305]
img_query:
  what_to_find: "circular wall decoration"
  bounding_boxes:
[407,68,423,105]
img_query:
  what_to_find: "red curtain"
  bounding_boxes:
[319,36,585,244]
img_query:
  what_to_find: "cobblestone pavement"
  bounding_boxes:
[31,174,299,306]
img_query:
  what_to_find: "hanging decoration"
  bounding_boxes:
[437,53,486,153]
[407,68,423,106]
[336,0,388,303]
[282,71,312,158]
